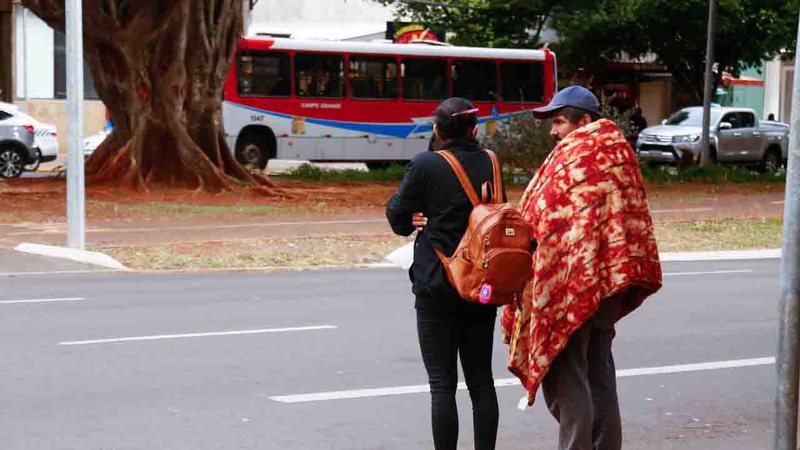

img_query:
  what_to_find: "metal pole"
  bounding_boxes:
[65,0,85,250]
[699,0,717,166]
[773,8,800,450]
[20,7,27,111]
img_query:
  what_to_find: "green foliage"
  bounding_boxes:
[374,0,798,106]
[554,0,799,103]
[374,0,595,48]
[483,115,555,172]
[284,164,407,182]
[640,162,787,184]
[483,104,636,174]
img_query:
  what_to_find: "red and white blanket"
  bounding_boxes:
[502,118,663,406]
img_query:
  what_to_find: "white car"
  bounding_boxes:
[82,129,110,156]
[0,102,59,172]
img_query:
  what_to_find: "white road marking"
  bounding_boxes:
[270,356,775,404]
[0,297,85,305]
[663,269,753,277]
[0,270,111,277]
[650,207,714,214]
[59,325,338,346]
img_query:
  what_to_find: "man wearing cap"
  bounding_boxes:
[501,86,663,450]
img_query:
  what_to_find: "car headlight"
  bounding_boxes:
[672,135,700,143]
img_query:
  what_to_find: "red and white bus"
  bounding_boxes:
[223,37,556,169]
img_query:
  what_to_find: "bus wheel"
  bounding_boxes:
[235,133,271,171]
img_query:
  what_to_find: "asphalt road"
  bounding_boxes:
[0,259,781,449]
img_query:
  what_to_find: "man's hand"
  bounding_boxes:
[412,212,428,231]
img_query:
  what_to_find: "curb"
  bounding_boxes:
[14,243,129,270]
[659,248,781,262]
[371,248,784,270]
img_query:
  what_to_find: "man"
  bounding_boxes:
[502,86,663,450]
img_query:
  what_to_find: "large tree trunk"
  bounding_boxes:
[24,0,276,193]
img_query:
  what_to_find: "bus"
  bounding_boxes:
[222,37,557,170]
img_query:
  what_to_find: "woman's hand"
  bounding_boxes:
[412,212,428,231]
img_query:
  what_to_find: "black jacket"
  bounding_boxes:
[386,139,507,311]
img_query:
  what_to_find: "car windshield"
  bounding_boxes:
[665,109,722,126]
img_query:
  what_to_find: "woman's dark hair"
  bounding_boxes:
[434,97,479,141]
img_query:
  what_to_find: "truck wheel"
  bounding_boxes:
[759,148,782,173]
[0,147,25,178]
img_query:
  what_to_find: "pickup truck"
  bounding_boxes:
[636,106,789,172]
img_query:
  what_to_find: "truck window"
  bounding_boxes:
[738,112,756,128]
[721,113,741,129]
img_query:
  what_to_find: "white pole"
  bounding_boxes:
[773,8,800,450]
[65,0,85,250]
[20,6,27,111]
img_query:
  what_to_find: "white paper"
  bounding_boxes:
[385,242,414,270]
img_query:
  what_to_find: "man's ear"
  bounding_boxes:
[433,124,440,140]
[470,125,478,139]
[579,114,593,127]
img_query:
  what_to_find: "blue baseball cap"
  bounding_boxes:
[533,85,600,119]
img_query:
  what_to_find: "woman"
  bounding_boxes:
[386,98,505,450]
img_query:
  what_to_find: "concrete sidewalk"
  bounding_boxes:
[0,248,108,276]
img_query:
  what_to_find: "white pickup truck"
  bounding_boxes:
[636,106,789,172]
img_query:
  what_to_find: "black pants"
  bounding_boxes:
[542,297,623,450]
[416,300,499,450]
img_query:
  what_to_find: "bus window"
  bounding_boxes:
[452,60,497,102]
[402,58,447,101]
[349,56,398,100]
[237,52,291,97]
[295,53,344,98]
[500,62,544,103]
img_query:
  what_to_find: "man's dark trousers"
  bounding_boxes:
[542,297,622,450]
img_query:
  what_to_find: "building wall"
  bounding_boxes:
[764,58,794,123]
[17,99,106,153]
[781,63,794,123]
[717,66,765,119]
[11,9,105,153]
[249,0,393,39]
[15,9,54,99]
[638,80,672,125]
[764,58,781,120]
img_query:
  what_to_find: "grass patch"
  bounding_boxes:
[641,163,786,184]
[104,234,411,270]
[124,202,287,217]
[283,160,786,187]
[654,218,783,252]
[284,164,406,182]
[102,218,783,271]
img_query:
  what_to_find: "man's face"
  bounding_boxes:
[549,114,582,141]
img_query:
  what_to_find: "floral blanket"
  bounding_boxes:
[502,119,663,406]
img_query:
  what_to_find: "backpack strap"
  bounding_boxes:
[436,150,480,207]
[484,149,503,203]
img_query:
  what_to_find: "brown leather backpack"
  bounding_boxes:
[434,150,534,306]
